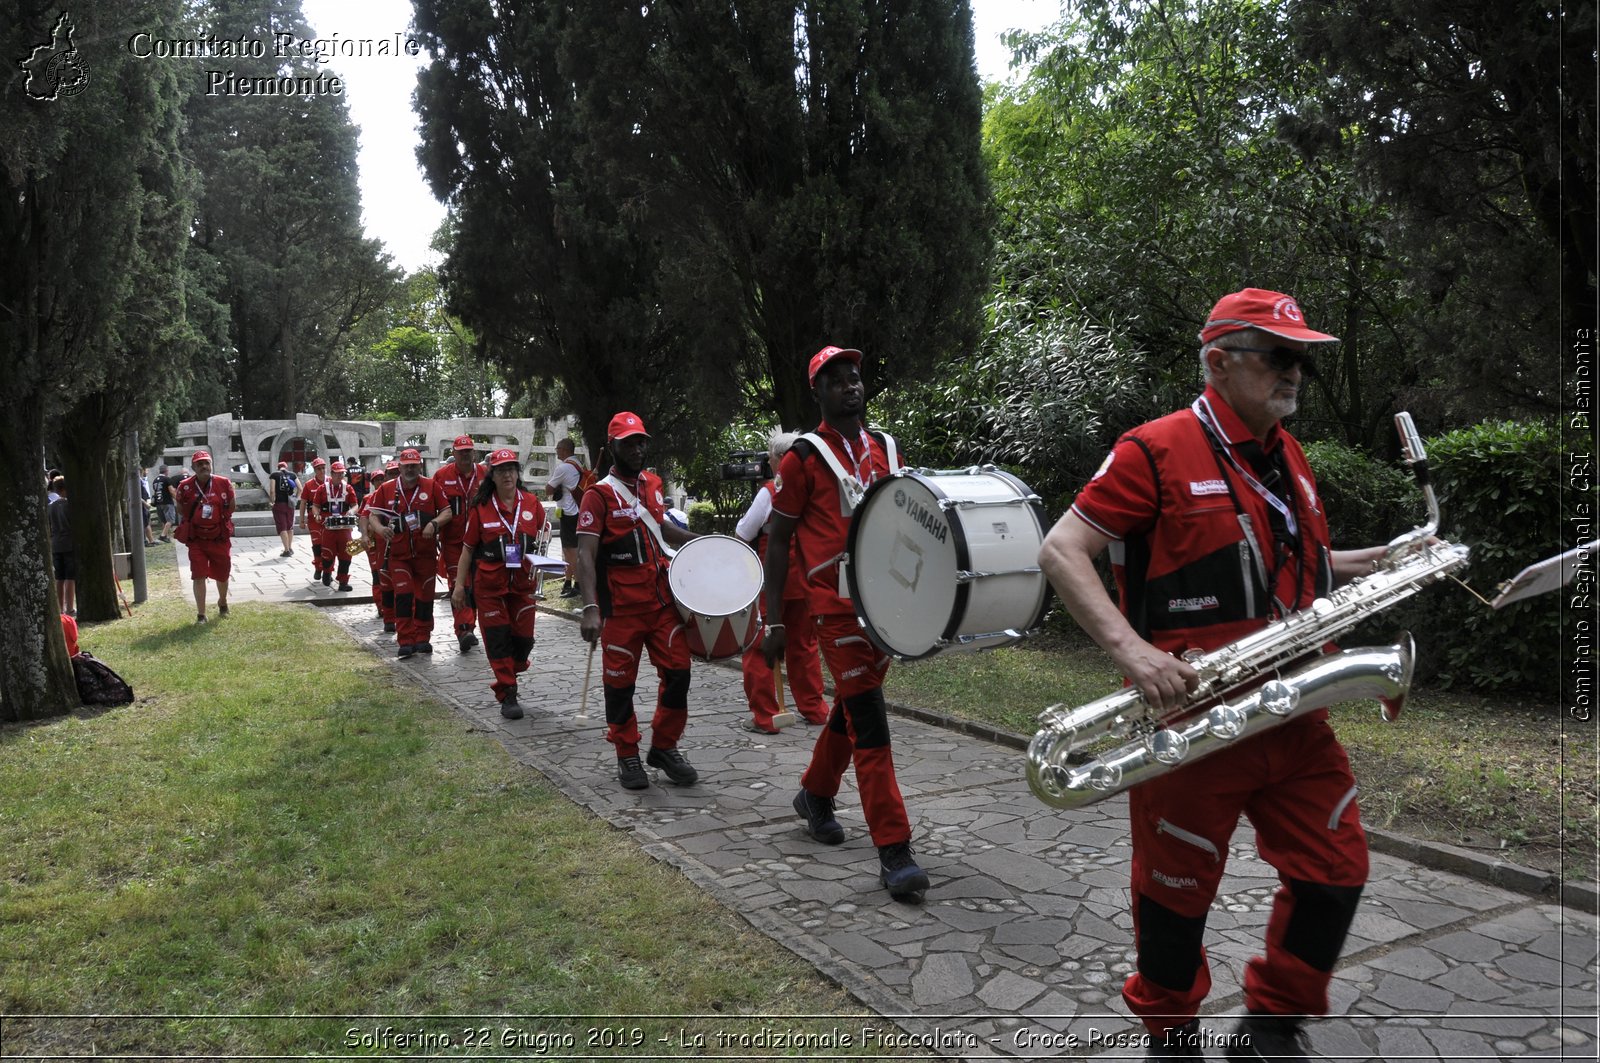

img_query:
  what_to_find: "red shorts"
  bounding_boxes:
[187,538,231,581]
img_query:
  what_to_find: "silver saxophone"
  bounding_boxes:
[1026,412,1471,810]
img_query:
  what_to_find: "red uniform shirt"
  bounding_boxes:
[432,460,488,545]
[302,474,330,525]
[1070,385,1333,656]
[315,480,357,520]
[770,423,892,617]
[367,475,441,561]
[175,474,235,541]
[576,471,673,616]
[461,488,548,582]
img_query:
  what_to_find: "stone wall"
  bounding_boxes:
[162,414,577,495]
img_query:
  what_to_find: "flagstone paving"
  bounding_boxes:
[180,535,1600,1060]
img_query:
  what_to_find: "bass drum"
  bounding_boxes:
[846,466,1050,660]
[666,533,764,661]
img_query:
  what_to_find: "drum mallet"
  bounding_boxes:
[771,659,797,730]
[577,640,596,719]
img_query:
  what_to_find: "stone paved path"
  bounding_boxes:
[180,536,1600,1060]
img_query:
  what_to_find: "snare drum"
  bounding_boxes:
[666,534,764,661]
[324,514,360,530]
[846,466,1049,660]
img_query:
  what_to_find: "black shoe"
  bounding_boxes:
[1149,1019,1205,1059]
[458,632,479,653]
[1225,1013,1311,1062]
[416,642,433,655]
[397,643,417,659]
[500,693,523,720]
[792,789,845,845]
[337,582,353,592]
[195,614,206,624]
[159,535,171,543]
[322,572,332,587]
[617,754,648,790]
[280,549,292,557]
[217,603,229,617]
[645,746,699,786]
[560,582,580,598]
[878,841,930,903]
[383,621,397,633]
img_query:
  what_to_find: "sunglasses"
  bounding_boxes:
[1230,345,1319,376]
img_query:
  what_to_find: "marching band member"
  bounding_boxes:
[367,448,441,658]
[575,412,700,790]
[735,430,828,732]
[1038,289,1389,1061]
[297,457,330,584]
[174,449,235,624]
[762,346,928,903]
[363,462,398,631]
[317,461,359,591]
[452,448,548,718]
[428,434,487,652]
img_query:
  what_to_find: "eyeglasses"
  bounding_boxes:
[1229,345,1319,376]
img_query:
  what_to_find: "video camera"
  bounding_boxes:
[720,448,771,483]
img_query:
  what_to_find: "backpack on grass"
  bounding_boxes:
[72,652,134,707]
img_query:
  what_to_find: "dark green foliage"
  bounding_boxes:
[1418,421,1571,694]
[1301,439,1416,550]
[686,502,720,535]
[414,0,992,460]
[1286,0,1595,367]
[185,0,397,417]
[876,303,1162,514]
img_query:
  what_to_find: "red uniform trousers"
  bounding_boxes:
[600,603,691,758]
[388,551,438,646]
[366,543,392,621]
[186,538,232,581]
[474,565,538,703]
[800,613,911,848]
[309,522,329,577]
[1122,713,1368,1034]
[440,538,477,636]
[319,527,353,582]
[741,594,828,727]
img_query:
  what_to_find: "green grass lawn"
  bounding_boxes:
[884,630,1597,881]
[1,555,877,1057]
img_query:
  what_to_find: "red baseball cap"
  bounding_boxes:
[607,411,649,440]
[330,461,346,472]
[311,457,326,468]
[192,450,212,464]
[383,461,399,473]
[452,434,475,450]
[808,345,862,386]
[1200,288,1339,345]
[398,448,423,464]
[487,447,520,467]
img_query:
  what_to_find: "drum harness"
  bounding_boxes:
[794,429,902,589]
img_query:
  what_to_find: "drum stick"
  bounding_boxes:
[775,659,787,715]
[577,641,596,719]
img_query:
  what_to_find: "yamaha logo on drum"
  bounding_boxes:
[903,495,948,544]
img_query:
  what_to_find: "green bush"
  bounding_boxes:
[1420,420,1571,694]
[686,501,719,534]
[1301,439,1416,549]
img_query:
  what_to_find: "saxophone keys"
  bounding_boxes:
[1260,679,1300,716]
[1205,704,1248,740]
[1145,728,1189,766]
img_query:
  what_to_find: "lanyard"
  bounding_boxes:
[1191,397,1297,537]
[491,490,522,540]
[827,425,877,486]
[397,480,422,516]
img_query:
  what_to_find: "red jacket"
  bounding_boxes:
[461,488,548,589]
[432,460,488,546]
[367,475,440,561]
[576,471,673,616]
[175,474,235,541]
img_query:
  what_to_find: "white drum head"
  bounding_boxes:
[849,475,959,658]
[667,534,763,614]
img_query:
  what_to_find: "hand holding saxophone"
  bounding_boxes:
[1109,637,1200,715]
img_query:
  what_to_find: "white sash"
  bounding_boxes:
[799,428,901,515]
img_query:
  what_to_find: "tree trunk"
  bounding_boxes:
[57,399,120,623]
[0,400,80,721]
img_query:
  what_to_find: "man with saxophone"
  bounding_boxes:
[1038,289,1390,1062]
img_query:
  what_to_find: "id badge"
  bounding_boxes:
[503,542,523,568]
[200,504,214,520]
[404,511,421,532]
